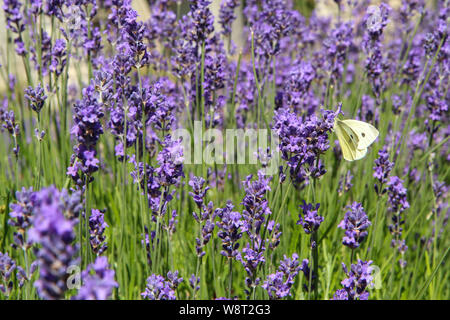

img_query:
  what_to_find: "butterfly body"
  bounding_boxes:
[334,118,379,161]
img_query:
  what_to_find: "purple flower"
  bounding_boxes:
[216,202,243,259]
[145,1,177,52]
[282,61,316,113]
[273,105,340,184]
[0,100,20,156]
[189,0,215,43]
[323,22,354,81]
[237,242,265,296]
[219,0,240,37]
[267,220,281,250]
[365,4,390,37]
[146,80,177,133]
[0,252,16,296]
[358,95,379,123]
[189,176,209,209]
[24,83,47,114]
[247,0,296,60]
[373,147,394,195]
[142,271,183,300]
[387,176,409,214]
[332,289,348,300]
[338,202,371,249]
[298,258,316,291]
[75,256,118,300]
[118,6,149,69]
[89,209,108,256]
[28,186,80,300]
[8,187,37,250]
[196,202,216,258]
[68,84,104,187]
[297,201,323,234]
[16,262,38,289]
[241,171,272,241]
[362,4,391,99]
[189,274,200,295]
[262,253,301,299]
[44,0,64,21]
[387,176,409,262]
[155,136,185,187]
[3,0,27,56]
[50,39,67,76]
[332,260,374,300]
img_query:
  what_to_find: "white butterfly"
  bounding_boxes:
[334,118,379,161]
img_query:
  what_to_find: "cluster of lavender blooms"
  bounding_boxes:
[141,271,183,300]
[8,187,37,251]
[24,83,48,140]
[189,176,216,258]
[333,260,374,300]
[0,100,20,156]
[130,135,184,218]
[75,256,117,300]
[189,274,201,296]
[338,202,371,249]
[373,147,394,195]
[219,0,240,37]
[298,259,316,292]
[0,252,16,296]
[387,176,410,266]
[24,84,47,115]
[0,250,36,295]
[67,84,105,189]
[89,209,108,256]
[216,202,243,260]
[28,186,81,300]
[7,187,83,293]
[262,253,301,299]
[362,3,391,101]
[3,0,27,56]
[237,171,276,296]
[297,201,323,235]
[272,105,340,185]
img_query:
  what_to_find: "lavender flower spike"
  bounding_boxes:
[89,209,108,256]
[338,202,371,249]
[28,186,79,300]
[75,256,118,300]
[332,260,374,300]
[297,201,323,234]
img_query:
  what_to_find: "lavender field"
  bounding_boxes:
[0,0,448,300]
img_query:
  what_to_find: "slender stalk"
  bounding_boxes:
[250,30,262,128]
[228,258,233,299]
[229,52,242,128]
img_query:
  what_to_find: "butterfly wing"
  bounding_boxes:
[334,120,357,161]
[337,119,360,148]
[354,147,368,161]
[341,119,379,149]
